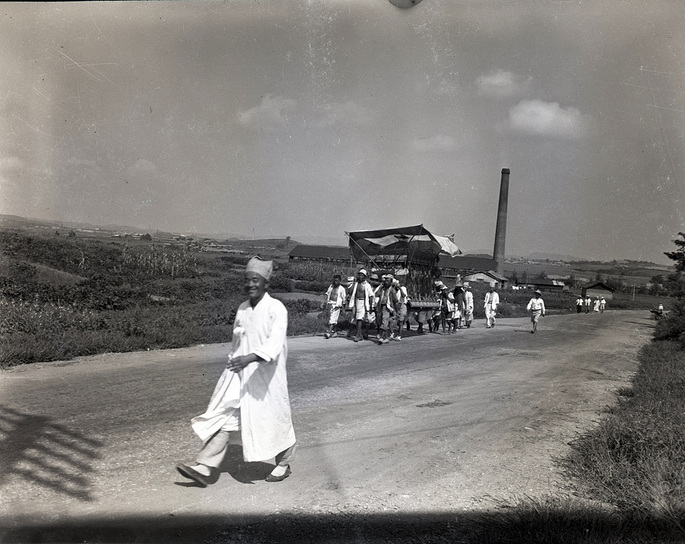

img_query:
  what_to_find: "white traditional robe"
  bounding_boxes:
[191,293,296,463]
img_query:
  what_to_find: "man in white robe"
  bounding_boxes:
[177,257,296,486]
[484,283,500,328]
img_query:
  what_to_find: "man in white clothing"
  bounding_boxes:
[347,269,375,342]
[323,274,347,339]
[526,289,546,333]
[463,283,474,328]
[484,283,500,328]
[177,256,296,486]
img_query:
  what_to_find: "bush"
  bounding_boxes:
[654,298,685,347]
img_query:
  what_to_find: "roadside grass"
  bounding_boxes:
[456,340,685,543]
[0,296,323,368]
[564,341,685,528]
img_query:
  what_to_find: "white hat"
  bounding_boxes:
[358,268,368,276]
[246,256,273,280]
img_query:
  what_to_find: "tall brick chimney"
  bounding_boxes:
[493,168,510,276]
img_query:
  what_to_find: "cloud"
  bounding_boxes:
[411,134,457,152]
[237,94,297,131]
[476,70,528,98]
[506,100,588,138]
[318,101,373,128]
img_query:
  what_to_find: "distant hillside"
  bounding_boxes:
[0,214,150,235]
[527,252,581,262]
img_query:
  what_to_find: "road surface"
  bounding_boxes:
[0,310,652,542]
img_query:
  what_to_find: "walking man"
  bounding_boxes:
[584,294,592,314]
[323,274,347,339]
[526,289,546,334]
[347,268,375,342]
[374,274,396,344]
[453,283,466,330]
[177,257,297,486]
[484,283,500,328]
[391,278,409,340]
[463,283,474,328]
[575,294,584,314]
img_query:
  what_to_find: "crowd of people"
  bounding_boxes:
[575,294,607,314]
[322,269,554,340]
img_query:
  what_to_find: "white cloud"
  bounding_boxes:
[237,94,297,131]
[318,101,373,128]
[506,100,588,139]
[411,134,457,152]
[476,70,528,98]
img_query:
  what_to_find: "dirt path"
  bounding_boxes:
[0,311,652,542]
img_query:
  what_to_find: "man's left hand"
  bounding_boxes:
[227,355,251,372]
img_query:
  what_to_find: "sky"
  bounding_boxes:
[0,1,684,263]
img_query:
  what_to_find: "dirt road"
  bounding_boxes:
[0,311,652,542]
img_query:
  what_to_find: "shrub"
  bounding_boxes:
[654,298,685,347]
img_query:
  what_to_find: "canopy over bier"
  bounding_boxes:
[347,224,461,265]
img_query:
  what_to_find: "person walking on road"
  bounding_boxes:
[374,274,396,344]
[347,269,375,342]
[600,297,606,313]
[453,283,466,330]
[391,278,409,340]
[438,284,456,333]
[177,257,297,486]
[576,295,584,314]
[463,283,474,328]
[584,295,592,314]
[484,283,500,328]
[526,289,546,334]
[323,274,347,339]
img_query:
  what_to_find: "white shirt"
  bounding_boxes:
[484,291,499,309]
[325,284,347,307]
[527,297,546,313]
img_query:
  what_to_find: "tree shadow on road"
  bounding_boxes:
[0,405,103,501]
[1,508,683,544]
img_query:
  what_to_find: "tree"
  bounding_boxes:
[664,233,685,299]
[665,232,685,272]
[654,233,685,345]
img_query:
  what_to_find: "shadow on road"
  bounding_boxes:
[1,510,682,543]
[0,405,103,501]
[219,444,274,484]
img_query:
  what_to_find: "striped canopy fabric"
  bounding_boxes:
[347,225,461,263]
